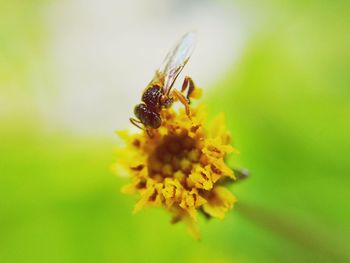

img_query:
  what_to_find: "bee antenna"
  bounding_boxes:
[129,118,144,130]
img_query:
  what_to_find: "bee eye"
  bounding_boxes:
[134,104,146,119]
[150,114,161,129]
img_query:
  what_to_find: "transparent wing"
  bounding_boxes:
[159,31,196,95]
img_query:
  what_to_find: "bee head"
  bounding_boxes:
[134,103,161,129]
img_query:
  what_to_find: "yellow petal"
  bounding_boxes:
[210,112,226,138]
[188,165,213,190]
[202,186,237,219]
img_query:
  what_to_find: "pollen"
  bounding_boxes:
[113,97,238,238]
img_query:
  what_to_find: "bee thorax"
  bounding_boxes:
[142,85,162,109]
[160,95,174,108]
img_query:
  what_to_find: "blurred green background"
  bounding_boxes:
[1,0,349,262]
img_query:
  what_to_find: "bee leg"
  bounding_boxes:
[130,118,154,138]
[181,76,196,104]
[129,118,144,130]
[146,128,154,138]
[172,89,191,117]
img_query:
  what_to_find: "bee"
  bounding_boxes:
[130,32,198,131]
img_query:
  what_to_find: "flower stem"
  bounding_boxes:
[236,202,348,261]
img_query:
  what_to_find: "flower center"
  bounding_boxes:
[147,132,201,184]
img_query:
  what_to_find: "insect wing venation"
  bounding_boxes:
[160,32,196,95]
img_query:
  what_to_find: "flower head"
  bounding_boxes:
[113,94,238,238]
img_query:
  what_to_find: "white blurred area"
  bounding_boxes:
[45,0,248,136]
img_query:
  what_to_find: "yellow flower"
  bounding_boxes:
[113,96,238,238]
